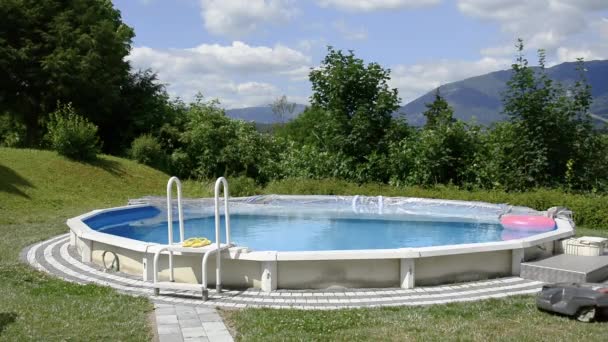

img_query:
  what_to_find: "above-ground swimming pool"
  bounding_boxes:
[68,195,574,291]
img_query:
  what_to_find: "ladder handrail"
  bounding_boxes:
[166,176,184,282]
[166,176,185,244]
[154,176,232,300]
[213,177,230,293]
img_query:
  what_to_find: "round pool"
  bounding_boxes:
[67,195,574,291]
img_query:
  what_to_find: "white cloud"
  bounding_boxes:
[460,0,608,58]
[390,57,511,103]
[333,20,368,40]
[318,0,440,12]
[128,41,312,107]
[556,47,603,63]
[129,41,310,76]
[280,66,312,81]
[201,0,296,37]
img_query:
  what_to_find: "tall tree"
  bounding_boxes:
[0,0,134,145]
[423,88,454,129]
[270,95,296,123]
[309,47,400,158]
[501,39,596,189]
[108,69,172,153]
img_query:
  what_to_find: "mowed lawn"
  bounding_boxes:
[1,147,607,341]
[221,295,608,341]
[0,148,209,341]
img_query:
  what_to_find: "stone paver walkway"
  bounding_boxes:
[154,303,232,342]
[22,234,547,340]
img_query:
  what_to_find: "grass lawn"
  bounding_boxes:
[1,147,607,341]
[221,295,608,341]
[0,148,202,340]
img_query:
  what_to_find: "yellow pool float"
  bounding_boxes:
[182,237,211,248]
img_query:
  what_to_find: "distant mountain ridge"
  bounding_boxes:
[400,60,608,126]
[226,104,307,123]
[226,60,608,126]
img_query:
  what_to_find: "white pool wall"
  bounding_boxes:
[67,200,574,291]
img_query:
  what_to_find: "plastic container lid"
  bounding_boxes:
[576,236,608,245]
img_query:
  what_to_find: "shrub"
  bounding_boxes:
[168,150,194,179]
[226,176,260,197]
[130,134,166,169]
[0,113,26,147]
[180,98,277,181]
[45,103,100,161]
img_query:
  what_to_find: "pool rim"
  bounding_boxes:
[67,203,575,262]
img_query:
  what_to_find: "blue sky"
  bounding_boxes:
[114,0,608,108]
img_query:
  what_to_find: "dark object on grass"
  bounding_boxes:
[537,283,608,322]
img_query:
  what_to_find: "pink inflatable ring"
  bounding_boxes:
[500,215,556,232]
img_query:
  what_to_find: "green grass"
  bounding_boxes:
[221,296,608,341]
[0,148,212,226]
[2,147,608,341]
[0,148,179,340]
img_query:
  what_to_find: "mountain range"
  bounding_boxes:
[226,60,608,126]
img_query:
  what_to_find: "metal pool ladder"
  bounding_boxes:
[152,177,233,300]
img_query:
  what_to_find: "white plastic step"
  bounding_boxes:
[154,281,203,292]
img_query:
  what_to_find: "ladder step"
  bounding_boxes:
[154,281,203,292]
[150,243,232,254]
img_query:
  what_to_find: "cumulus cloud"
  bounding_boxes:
[129,41,310,75]
[318,0,440,12]
[389,57,511,103]
[333,20,368,40]
[556,47,603,63]
[459,0,608,59]
[201,0,296,37]
[128,41,311,107]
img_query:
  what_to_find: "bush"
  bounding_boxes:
[45,103,100,161]
[388,122,480,187]
[168,150,194,179]
[0,113,26,147]
[180,98,277,181]
[130,134,166,169]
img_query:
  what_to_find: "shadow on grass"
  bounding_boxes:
[0,312,17,334]
[0,164,34,198]
[89,157,127,177]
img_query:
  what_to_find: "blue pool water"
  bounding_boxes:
[86,207,542,251]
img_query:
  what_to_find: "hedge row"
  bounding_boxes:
[259,178,608,229]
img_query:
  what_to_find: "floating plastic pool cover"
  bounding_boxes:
[129,194,544,224]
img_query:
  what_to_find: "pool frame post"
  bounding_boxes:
[260,260,277,293]
[400,258,415,289]
[511,248,525,276]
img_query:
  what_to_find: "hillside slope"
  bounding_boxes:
[0,148,209,225]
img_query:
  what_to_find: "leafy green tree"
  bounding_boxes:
[0,0,134,145]
[108,70,174,154]
[130,134,166,170]
[178,96,277,182]
[309,47,400,159]
[423,88,455,129]
[501,40,598,189]
[275,106,333,147]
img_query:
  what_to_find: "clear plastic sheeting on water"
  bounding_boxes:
[88,195,560,250]
[129,194,539,224]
